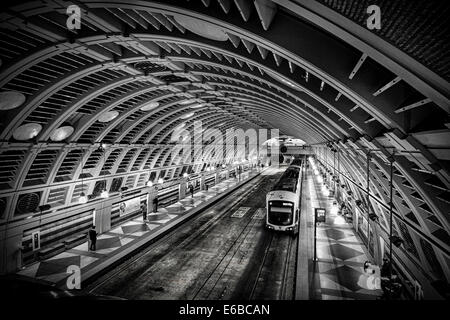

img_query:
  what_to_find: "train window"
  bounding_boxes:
[270,206,292,213]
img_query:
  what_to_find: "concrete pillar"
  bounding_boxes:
[200,174,206,190]
[93,199,112,234]
[147,186,158,213]
[179,178,187,199]
[214,171,219,184]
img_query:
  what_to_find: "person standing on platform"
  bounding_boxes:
[141,201,147,221]
[88,225,97,251]
[153,196,159,212]
[189,183,194,198]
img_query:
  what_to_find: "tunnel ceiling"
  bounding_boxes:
[0,0,449,291]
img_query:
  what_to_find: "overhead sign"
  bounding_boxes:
[32,231,41,251]
[118,197,141,217]
[315,208,326,223]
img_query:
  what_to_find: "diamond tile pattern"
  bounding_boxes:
[17,173,255,289]
[329,243,364,261]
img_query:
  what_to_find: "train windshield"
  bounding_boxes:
[268,200,293,226]
[272,167,300,192]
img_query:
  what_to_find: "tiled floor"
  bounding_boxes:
[307,170,383,300]
[18,171,254,288]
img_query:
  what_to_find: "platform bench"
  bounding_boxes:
[64,234,87,249]
[38,243,65,260]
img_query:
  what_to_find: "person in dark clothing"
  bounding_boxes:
[88,226,97,251]
[189,184,194,198]
[141,201,147,221]
[153,196,159,212]
[380,258,390,278]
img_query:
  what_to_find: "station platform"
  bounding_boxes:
[297,168,383,300]
[17,170,260,289]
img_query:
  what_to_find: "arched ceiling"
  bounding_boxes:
[0,0,449,297]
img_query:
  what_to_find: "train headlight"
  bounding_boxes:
[282,202,293,206]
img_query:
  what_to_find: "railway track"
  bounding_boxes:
[84,174,270,296]
[86,168,300,300]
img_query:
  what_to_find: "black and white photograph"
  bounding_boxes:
[0,0,448,316]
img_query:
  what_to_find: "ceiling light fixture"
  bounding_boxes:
[140,101,160,111]
[98,111,119,123]
[179,99,197,105]
[181,112,195,119]
[190,103,205,109]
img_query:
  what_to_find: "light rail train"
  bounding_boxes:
[266,157,304,234]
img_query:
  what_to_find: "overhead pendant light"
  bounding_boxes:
[79,192,88,204]
[146,180,153,187]
[158,178,164,184]
[100,189,109,198]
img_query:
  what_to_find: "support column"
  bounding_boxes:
[200,173,206,190]
[147,186,158,213]
[214,171,219,184]
[367,151,371,251]
[179,178,187,200]
[93,199,112,234]
[388,152,395,300]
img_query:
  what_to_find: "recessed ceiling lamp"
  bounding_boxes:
[171,123,186,139]
[173,15,229,41]
[181,112,195,119]
[0,91,26,110]
[98,111,119,123]
[190,103,205,109]
[179,99,197,105]
[140,101,160,111]
[50,125,74,141]
[176,122,186,129]
[13,123,42,140]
